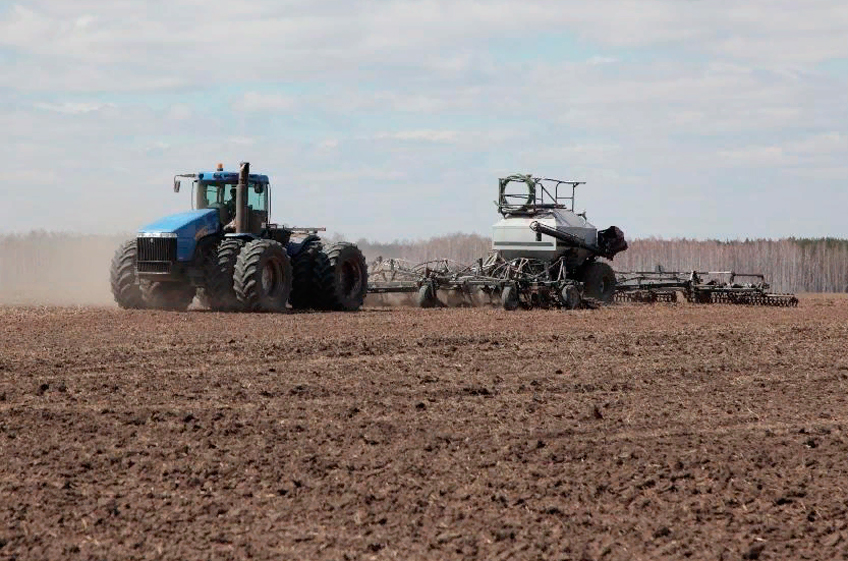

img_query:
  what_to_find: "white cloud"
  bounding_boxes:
[374,130,460,143]
[586,56,618,66]
[2,1,844,93]
[33,101,113,114]
[718,133,848,167]
[719,145,787,166]
[232,92,296,112]
[167,104,193,121]
[228,137,256,146]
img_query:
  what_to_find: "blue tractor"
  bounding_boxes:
[109,162,368,312]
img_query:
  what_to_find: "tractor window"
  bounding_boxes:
[203,185,220,205]
[199,184,237,206]
[247,184,267,211]
[196,182,264,213]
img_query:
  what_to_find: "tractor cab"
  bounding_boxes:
[174,164,270,235]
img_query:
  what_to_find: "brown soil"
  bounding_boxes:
[2,296,848,560]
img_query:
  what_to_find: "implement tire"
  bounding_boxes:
[581,261,616,304]
[234,239,292,313]
[198,238,245,311]
[319,242,368,311]
[560,284,582,310]
[501,284,520,311]
[110,239,145,309]
[290,240,331,310]
[142,282,196,311]
[417,284,438,309]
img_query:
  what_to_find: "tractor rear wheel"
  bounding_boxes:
[290,240,332,310]
[319,242,368,311]
[234,239,292,312]
[198,238,245,311]
[110,239,146,309]
[581,261,616,303]
[142,282,196,311]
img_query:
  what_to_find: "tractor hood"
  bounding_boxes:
[138,209,220,262]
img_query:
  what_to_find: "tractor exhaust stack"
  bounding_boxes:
[235,161,250,234]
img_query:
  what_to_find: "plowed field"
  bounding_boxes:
[2,296,848,560]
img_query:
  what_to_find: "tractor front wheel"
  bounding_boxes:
[110,239,145,309]
[234,239,293,312]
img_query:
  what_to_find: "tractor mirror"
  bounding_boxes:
[254,184,264,194]
[173,178,181,193]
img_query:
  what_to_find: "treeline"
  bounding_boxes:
[352,233,492,265]
[615,238,848,293]
[1,232,847,305]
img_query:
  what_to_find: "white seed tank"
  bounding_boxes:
[490,174,606,265]
[492,208,598,262]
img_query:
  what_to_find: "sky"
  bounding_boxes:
[0,0,846,241]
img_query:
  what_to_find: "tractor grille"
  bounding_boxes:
[137,262,173,274]
[137,236,177,274]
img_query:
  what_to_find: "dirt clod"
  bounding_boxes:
[743,542,767,559]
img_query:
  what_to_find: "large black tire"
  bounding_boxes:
[289,240,332,310]
[197,238,245,311]
[142,282,196,311]
[319,242,368,311]
[560,284,582,310]
[417,284,437,308]
[501,284,520,311]
[581,261,616,303]
[233,239,293,312]
[110,239,145,309]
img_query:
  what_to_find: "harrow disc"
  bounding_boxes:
[690,291,799,307]
[614,290,678,304]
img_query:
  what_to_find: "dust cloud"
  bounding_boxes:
[0,233,127,306]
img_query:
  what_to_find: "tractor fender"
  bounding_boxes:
[192,233,224,261]
[286,235,322,258]
[224,233,260,242]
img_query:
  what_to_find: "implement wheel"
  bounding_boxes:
[110,239,146,309]
[560,284,582,310]
[501,284,520,311]
[234,239,293,312]
[417,284,438,308]
[581,261,616,303]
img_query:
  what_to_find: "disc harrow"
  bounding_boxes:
[369,261,798,309]
[368,254,599,310]
[615,271,798,308]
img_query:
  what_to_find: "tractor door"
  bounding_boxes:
[247,183,269,234]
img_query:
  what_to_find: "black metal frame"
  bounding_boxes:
[498,175,586,216]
